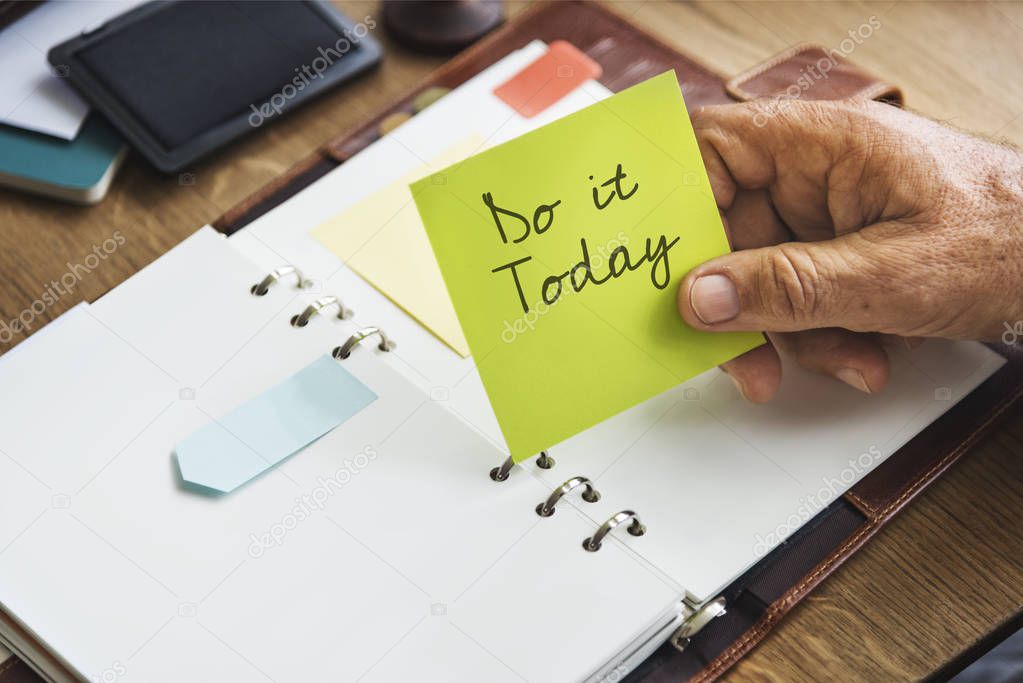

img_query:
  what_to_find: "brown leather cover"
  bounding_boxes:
[726,43,901,104]
[0,659,37,683]
[2,2,1017,682]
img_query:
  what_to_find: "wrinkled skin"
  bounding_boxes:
[677,99,1023,402]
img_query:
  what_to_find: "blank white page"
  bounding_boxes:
[89,226,301,388]
[0,303,176,499]
[529,339,1005,600]
[0,244,681,683]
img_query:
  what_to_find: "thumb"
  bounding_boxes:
[679,232,908,334]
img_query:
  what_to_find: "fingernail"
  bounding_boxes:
[728,375,751,401]
[690,274,740,324]
[720,366,751,400]
[835,367,872,394]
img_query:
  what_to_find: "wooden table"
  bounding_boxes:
[1,2,1021,681]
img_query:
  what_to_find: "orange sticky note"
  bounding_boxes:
[494,40,602,117]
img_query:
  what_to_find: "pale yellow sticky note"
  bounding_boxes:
[312,136,484,357]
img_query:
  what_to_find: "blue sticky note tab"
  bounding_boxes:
[175,355,377,493]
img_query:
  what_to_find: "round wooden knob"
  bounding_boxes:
[382,0,504,55]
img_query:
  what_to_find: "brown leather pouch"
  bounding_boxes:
[1,2,1018,682]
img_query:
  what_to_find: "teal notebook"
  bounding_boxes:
[0,114,126,204]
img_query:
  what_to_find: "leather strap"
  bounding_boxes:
[726,43,902,105]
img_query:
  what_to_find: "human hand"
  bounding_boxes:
[677,99,1023,402]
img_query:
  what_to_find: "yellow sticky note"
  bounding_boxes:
[312,136,485,357]
[411,71,763,460]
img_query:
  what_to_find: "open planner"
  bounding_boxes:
[0,15,1019,683]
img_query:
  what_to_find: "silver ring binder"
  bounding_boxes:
[291,296,353,327]
[490,456,514,482]
[670,597,727,652]
[582,510,646,551]
[251,265,312,296]
[332,326,396,360]
[489,449,555,482]
[536,476,599,517]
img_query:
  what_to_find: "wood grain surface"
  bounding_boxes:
[0,2,1020,681]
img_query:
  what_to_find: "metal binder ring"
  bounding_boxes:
[536,450,555,469]
[251,265,312,296]
[582,510,646,551]
[535,476,600,517]
[332,327,396,359]
[670,597,727,652]
[490,456,514,482]
[490,449,553,482]
[291,296,353,327]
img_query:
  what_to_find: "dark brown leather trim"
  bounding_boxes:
[211,152,335,235]
[0,659,40,683]
[726,43,903,106]
[843,489,878,517]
